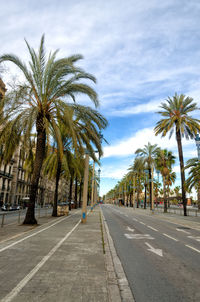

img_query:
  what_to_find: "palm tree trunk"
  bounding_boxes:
[74,176,78,209]
[68,176,73,211]
[198,183,200,210]
[163,176,167,213]
[144,184,147,209]
[176,127,187,216]
[79,178,83,208]
[149,168,152,209]
[23,117,46,224]
[52,160,61,217]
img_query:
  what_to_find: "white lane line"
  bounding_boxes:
[132,218,138,221]
[163,233,179,241]
[187,236,200,242]
[176,228,190,234]
[147,226,158,232]
[0,214,75,253]
[185,245,200,254]
[139,222,146,225]
[1,219,81,302]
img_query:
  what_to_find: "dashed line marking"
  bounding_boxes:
[176,228,190,234]
[163,233,178,241]
[139,222,146,225]
[147,226,158,232]
[185,245,200,254]
[132,218,138,221]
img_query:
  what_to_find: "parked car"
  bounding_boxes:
[1,204,20,211]
[1,204,9,211]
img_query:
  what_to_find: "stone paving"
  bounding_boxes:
[0,207,123,302]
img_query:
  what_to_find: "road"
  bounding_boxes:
[101,204,200,302]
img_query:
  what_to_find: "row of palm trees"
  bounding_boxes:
[0,35,107,224]
[106,94,200,215]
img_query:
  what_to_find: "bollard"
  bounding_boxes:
[18,210,21,224]
[45,207,47,216]
[195,210,197,217]
[38,207,40,218]
[1,214,5,227]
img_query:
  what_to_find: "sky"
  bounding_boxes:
[0,0,200,197]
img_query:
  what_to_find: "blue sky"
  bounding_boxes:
[1,0,200,197]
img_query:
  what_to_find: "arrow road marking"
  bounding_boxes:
[176,228,190,234]
[124,233,154,240]
[145,242,163,257]
[126,226,135,232]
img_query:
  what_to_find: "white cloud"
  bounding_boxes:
[103,127,194,158]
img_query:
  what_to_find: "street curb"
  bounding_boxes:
[100,208,135,302]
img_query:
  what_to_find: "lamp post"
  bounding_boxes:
[81,151,89,223]
[195,134,200,160]
[91,162,95,211]
[98,168,101,203]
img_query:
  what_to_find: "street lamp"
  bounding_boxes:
[98,168,101,203]
[81,150,89,223]
[195,134,200,160]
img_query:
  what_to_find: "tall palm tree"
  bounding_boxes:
[155,149,176,212]
[135,142,160,209]
[185,158,200,210]
[154,93,200,216]
[0,35,100,224]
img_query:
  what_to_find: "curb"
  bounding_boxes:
[100,208,135,302]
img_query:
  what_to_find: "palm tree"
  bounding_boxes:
[155,149,176,212]
[133,157,144,208]
[43,106,107,216]
[0,35,100,224]
[135,142,160,209]
[165,171,176,207]
[154,94,200,216]
[185,158,200,210]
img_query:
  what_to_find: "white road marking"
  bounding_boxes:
[126,226,135,232]
[125,214,128,217]
[139,222,146,225]
[185,245,200,254]
[145,242,163,257]
[124,233,154,240]
[0,215,75,253]
[187,236,200,242]
[1,219,81,302]
[132,218,138,221]
[176,228,190,234]
[163,233,178,241]
[147,226,158,232]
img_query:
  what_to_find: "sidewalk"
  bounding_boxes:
[0,206,125,302]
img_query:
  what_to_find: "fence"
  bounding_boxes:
[0,207,52,227]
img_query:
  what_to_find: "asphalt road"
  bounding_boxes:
[101,204,200,302]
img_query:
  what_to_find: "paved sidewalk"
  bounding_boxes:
[0,206,123,302]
